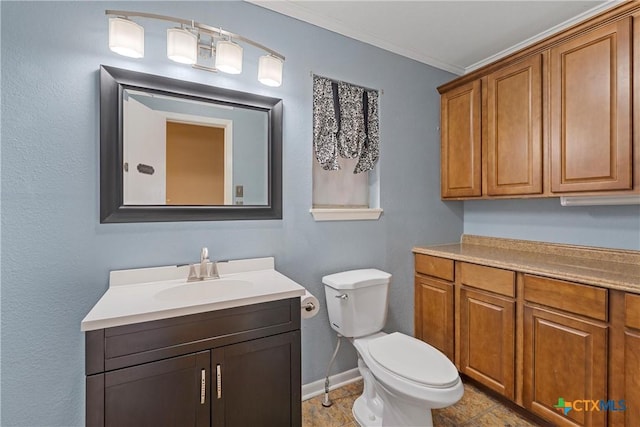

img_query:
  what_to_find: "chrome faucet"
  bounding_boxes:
[200,247,209,277]
[187,247,219,282]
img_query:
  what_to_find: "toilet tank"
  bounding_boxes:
[323,269,391,338]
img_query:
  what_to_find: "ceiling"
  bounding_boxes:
[248,1,619,75]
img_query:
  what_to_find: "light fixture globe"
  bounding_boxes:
[215,40,243,74]
[109,17,144,58]
[167,28,198,64]
[258,55,284,87]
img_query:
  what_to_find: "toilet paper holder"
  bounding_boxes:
[303,301,316,312]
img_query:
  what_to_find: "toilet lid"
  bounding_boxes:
[368,332,459,388]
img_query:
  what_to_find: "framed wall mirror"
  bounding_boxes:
[100,65,282,223]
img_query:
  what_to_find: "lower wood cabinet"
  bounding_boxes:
[414,275,454,361]
[523,305,607,427]
[623,330,640,425]
[459,287,515,399]
[623,293,640,426]
[414,253,637,427]
[86,298,301,427]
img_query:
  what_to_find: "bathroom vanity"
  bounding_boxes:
[82,257,305,427]
[413,236,640,427]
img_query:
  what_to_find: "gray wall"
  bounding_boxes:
[0,1,460,425]
[464,199,640,250]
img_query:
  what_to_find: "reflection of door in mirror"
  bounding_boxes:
[123,92,234,206]
[123,96,167,205]
[166,122,224,205]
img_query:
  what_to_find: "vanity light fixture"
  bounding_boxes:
[258,55,284,87]
[215,39,243,74]
[106,10,285,87]
[166,27,198,65]
[108,17,144,58]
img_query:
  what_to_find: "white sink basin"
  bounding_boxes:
[155,279,253,302]
[81,257,307,331]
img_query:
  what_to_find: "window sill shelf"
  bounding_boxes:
[309,208,383,221]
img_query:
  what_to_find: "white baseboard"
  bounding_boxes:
[302,367,362,401]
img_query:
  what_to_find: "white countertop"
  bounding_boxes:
[81,257,307,331]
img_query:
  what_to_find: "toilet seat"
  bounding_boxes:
[353,332,462,410]
[367,332,459,388]
[368,332,459,389]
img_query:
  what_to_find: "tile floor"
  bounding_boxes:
[302,380,540,427]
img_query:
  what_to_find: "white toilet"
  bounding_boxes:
[323,269,463,427]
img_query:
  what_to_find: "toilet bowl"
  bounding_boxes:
[323,269,463,427]
[351,332,463,426]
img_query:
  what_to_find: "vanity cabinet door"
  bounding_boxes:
[624,330,640,426]
[212,331,301,427]
[415,275,454,362]
[623,293,640,426]
[103,351,210,427]
[459,287,515,399]
[523,305,607,427]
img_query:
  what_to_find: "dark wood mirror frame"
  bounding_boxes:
[100,65,282,223]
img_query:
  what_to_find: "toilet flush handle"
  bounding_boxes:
[335,294,348,300]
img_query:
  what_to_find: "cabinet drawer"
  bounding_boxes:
[524,275,607,321]
[415,254,454,281]
[87,298,300,374]
[625,293,640,329]
[459,263,514,297]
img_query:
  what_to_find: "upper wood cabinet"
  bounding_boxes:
[440,80,482,198]
[550,18,633,193]
[486,54,543,196]
[437,3,639,200]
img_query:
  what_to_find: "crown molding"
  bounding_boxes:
[248,0,623,76]
[247,0,465,75]
[464,0,625,73]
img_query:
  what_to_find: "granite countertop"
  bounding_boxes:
[413,235,640,294]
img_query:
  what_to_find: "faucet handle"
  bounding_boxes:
[201,247,209,262]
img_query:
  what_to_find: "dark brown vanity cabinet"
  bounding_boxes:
[85,298,301,427]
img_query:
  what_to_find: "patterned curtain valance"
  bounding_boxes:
[313,75,380,174]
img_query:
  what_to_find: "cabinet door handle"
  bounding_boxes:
[216,364,222,399]
[200,369,206,404]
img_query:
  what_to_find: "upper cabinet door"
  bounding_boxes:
[486,55,543,196]
[441,80,482,198]
[550,18,632,193]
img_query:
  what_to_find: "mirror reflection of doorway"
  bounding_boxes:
[166,122,225,205]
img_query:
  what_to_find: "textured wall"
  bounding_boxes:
[464,198,640,250]
[0,1,460,425]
